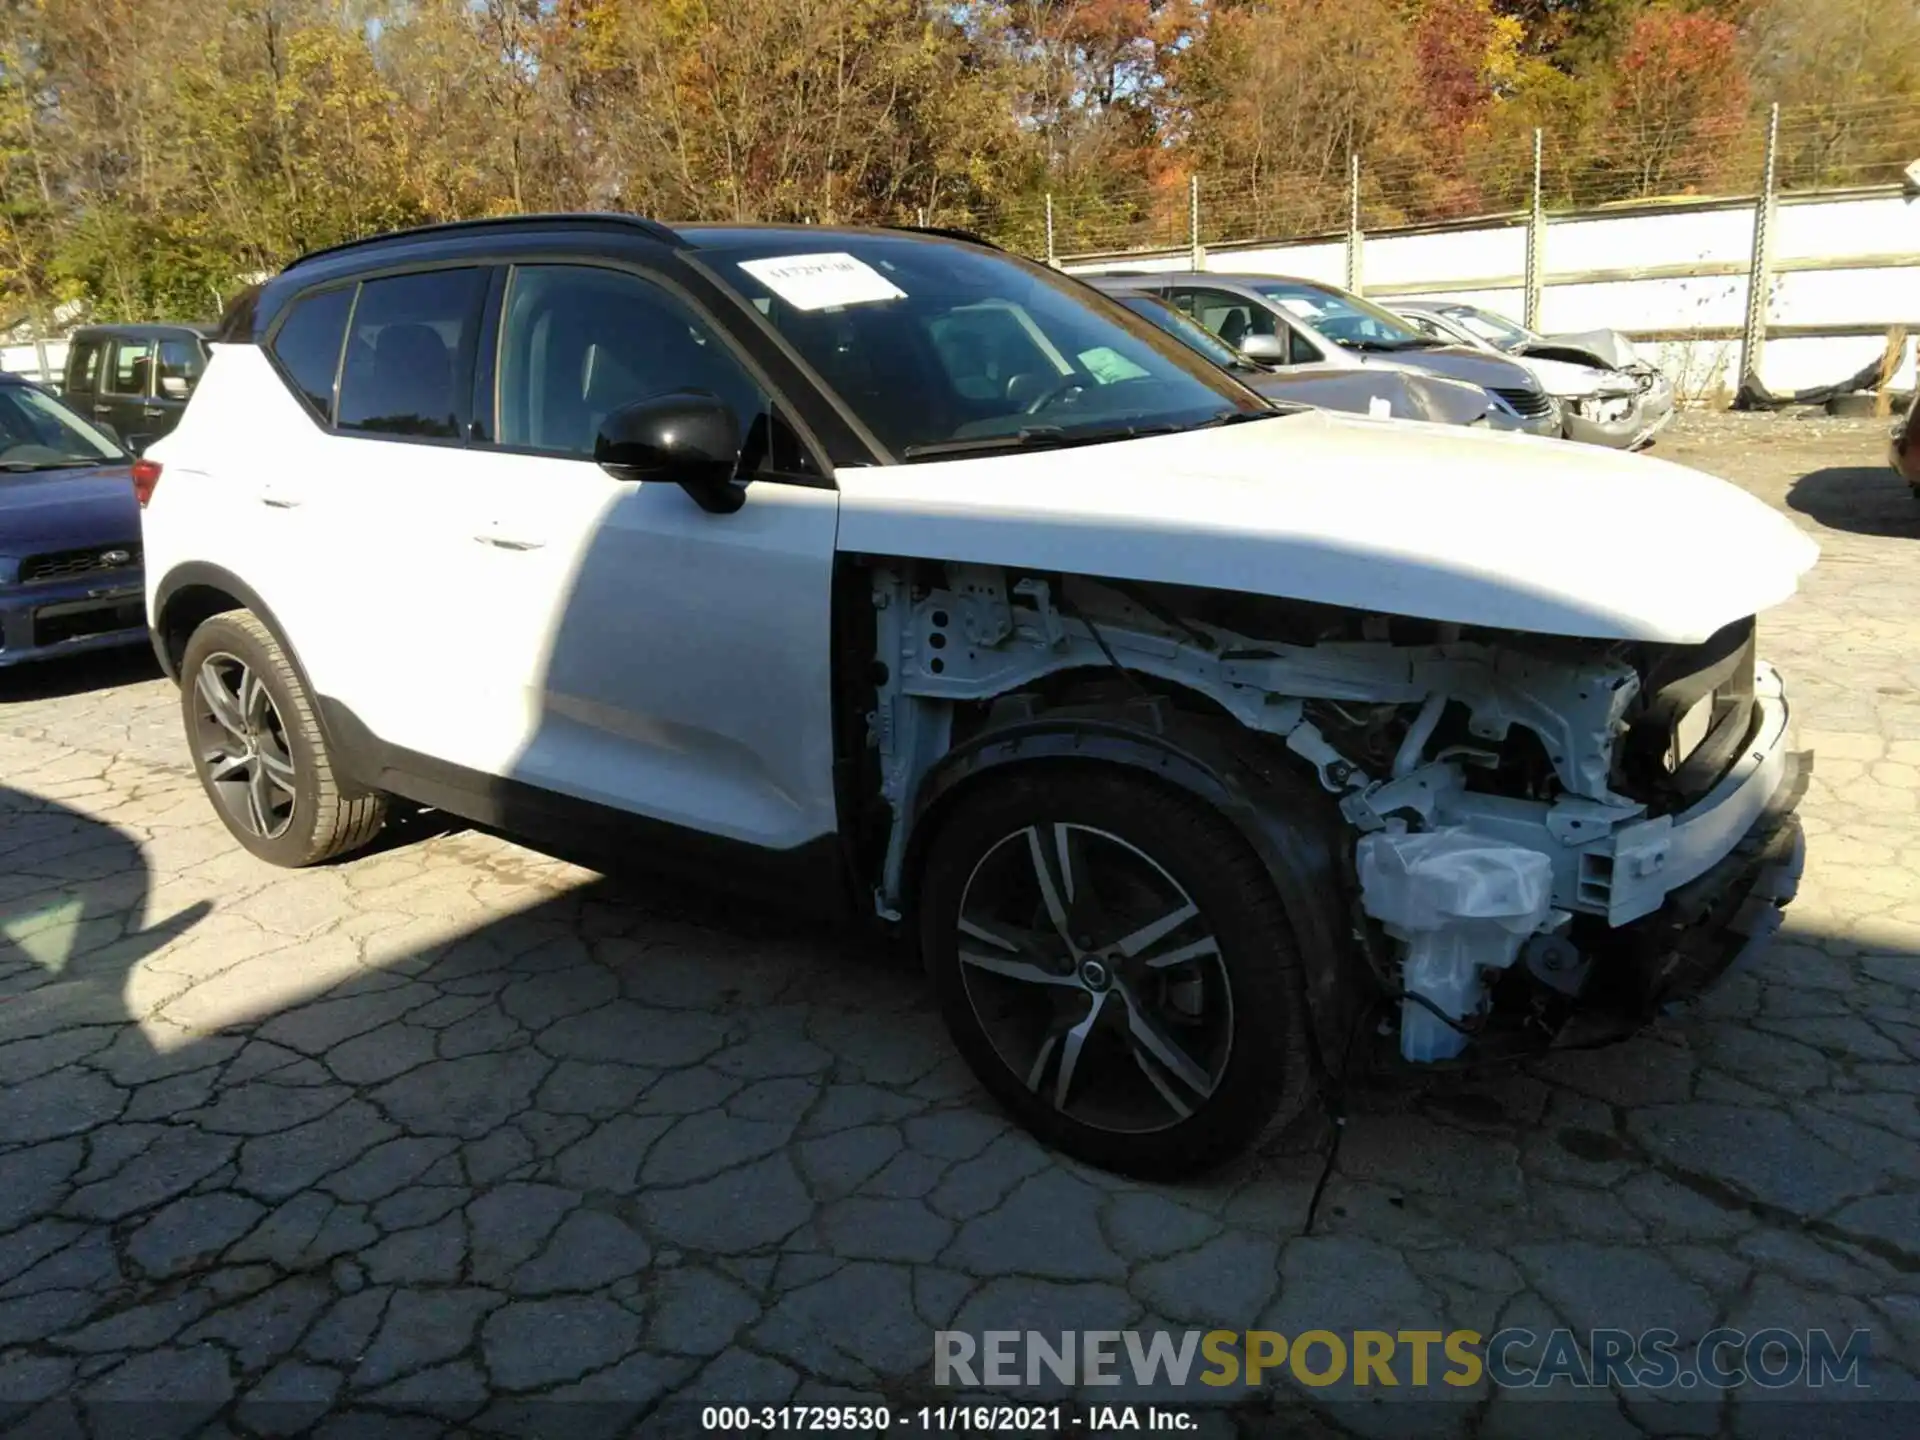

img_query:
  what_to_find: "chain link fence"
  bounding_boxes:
[917,95,1920,264]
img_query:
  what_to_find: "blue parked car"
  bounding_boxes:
[0,372,147,667]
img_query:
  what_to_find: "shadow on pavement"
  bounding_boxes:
[1786,465,1920,539]
[0,645,162,704]
[1,801,1912,1435]
[0,784,211,1006]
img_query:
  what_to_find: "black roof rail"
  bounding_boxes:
[284,213,683,272]
[882,224,1003,251]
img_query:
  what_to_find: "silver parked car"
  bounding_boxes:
[1095,271,1561,437]
[1091,284,1520,431]
[1395,301,1675,450]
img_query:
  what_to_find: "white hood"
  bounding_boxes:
[834,411,1818,645]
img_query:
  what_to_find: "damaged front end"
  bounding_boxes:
[867,563,1807,1069]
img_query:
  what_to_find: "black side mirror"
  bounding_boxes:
[594,391,746,515]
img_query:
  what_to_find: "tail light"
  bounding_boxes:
[131,457,161,507]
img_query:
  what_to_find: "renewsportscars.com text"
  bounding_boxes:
[934,1327,1871,1391]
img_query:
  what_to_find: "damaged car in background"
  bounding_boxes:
[1396,300,1676,450]
[1094,271,1565,439]
[144,219,1818,1177]
[1090,282,1521,431]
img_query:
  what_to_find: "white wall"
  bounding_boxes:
[1065,188,1920,401]
[1364,224,1528,291]
[1,340,67,387]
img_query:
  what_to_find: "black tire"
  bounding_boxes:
[918,765,1313,1178]
[180,610,387,867]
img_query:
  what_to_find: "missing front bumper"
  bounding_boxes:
[1542,748,1808,1047]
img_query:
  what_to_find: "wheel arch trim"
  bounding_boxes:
[149,563,340,760]
[904,714,1367,1078]
[152,564,286,678]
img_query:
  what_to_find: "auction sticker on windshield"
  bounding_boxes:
[738,252,907,311]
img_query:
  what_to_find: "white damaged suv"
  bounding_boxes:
[140,218,1817,1175]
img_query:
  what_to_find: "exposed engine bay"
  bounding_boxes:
[864,561,1806,1065]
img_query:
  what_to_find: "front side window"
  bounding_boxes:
[0,385,124,468]
[156,339,206,399]
[1114,294,1247,371]
[337,268,487,438]
[1448,306,1533,350]
[494,265,771,462]
[1175,288,1282,352]
[1249,281,1432,353]
[270,287,355,422]
[106,339,155,397]
[705,237,1266,459]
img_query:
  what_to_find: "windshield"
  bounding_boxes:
[0,384,124,469]
[702,236,1268,459]
[1444,306,1535,351]
[1248,280,1432,352]
[1111,293,1252,371]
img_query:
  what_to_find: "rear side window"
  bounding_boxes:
[337,269,487,438]
[270,288,354,421]
[67,341,102,393]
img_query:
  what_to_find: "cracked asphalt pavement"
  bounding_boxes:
[1,411,1917,1437]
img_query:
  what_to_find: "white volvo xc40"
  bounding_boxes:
[139,217,1817,1175]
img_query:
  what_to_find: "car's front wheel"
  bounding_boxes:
[180,610,387,867]
[918,766,1314,1177]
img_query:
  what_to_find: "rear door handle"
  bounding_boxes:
[260,495,301,509]
[474,533,544,551]
[92,404,111,415]
[141,407,164,418]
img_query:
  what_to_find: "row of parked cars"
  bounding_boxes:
[1090,271,1674,449]
[6,219,1815,1177]
[0,323,213,669]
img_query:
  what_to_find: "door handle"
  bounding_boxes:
[474,533,544,551]
[141,407,164,417]
[92,404,111,415]
[260,495,301,509]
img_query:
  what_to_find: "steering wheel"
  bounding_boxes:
[1020,376,1086,416]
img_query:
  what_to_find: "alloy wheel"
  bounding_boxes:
[191,652,297,840]
[954,822,1233,1135]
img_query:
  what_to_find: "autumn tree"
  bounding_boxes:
[0,0,1916,319]
[1745,0,1920,187]
[1606,7,1750,195]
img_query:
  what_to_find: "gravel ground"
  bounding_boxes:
[0,410,1915,1437]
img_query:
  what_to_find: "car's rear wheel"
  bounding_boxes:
[919,766,1313,1177]
[181,610,386,867]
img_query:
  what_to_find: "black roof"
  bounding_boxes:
[284,213,683,271]
[281,213,1002,274]
[69,321,215,341]
[674,220,1000,251]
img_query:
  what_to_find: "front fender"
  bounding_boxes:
[905,711,1369,1079]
